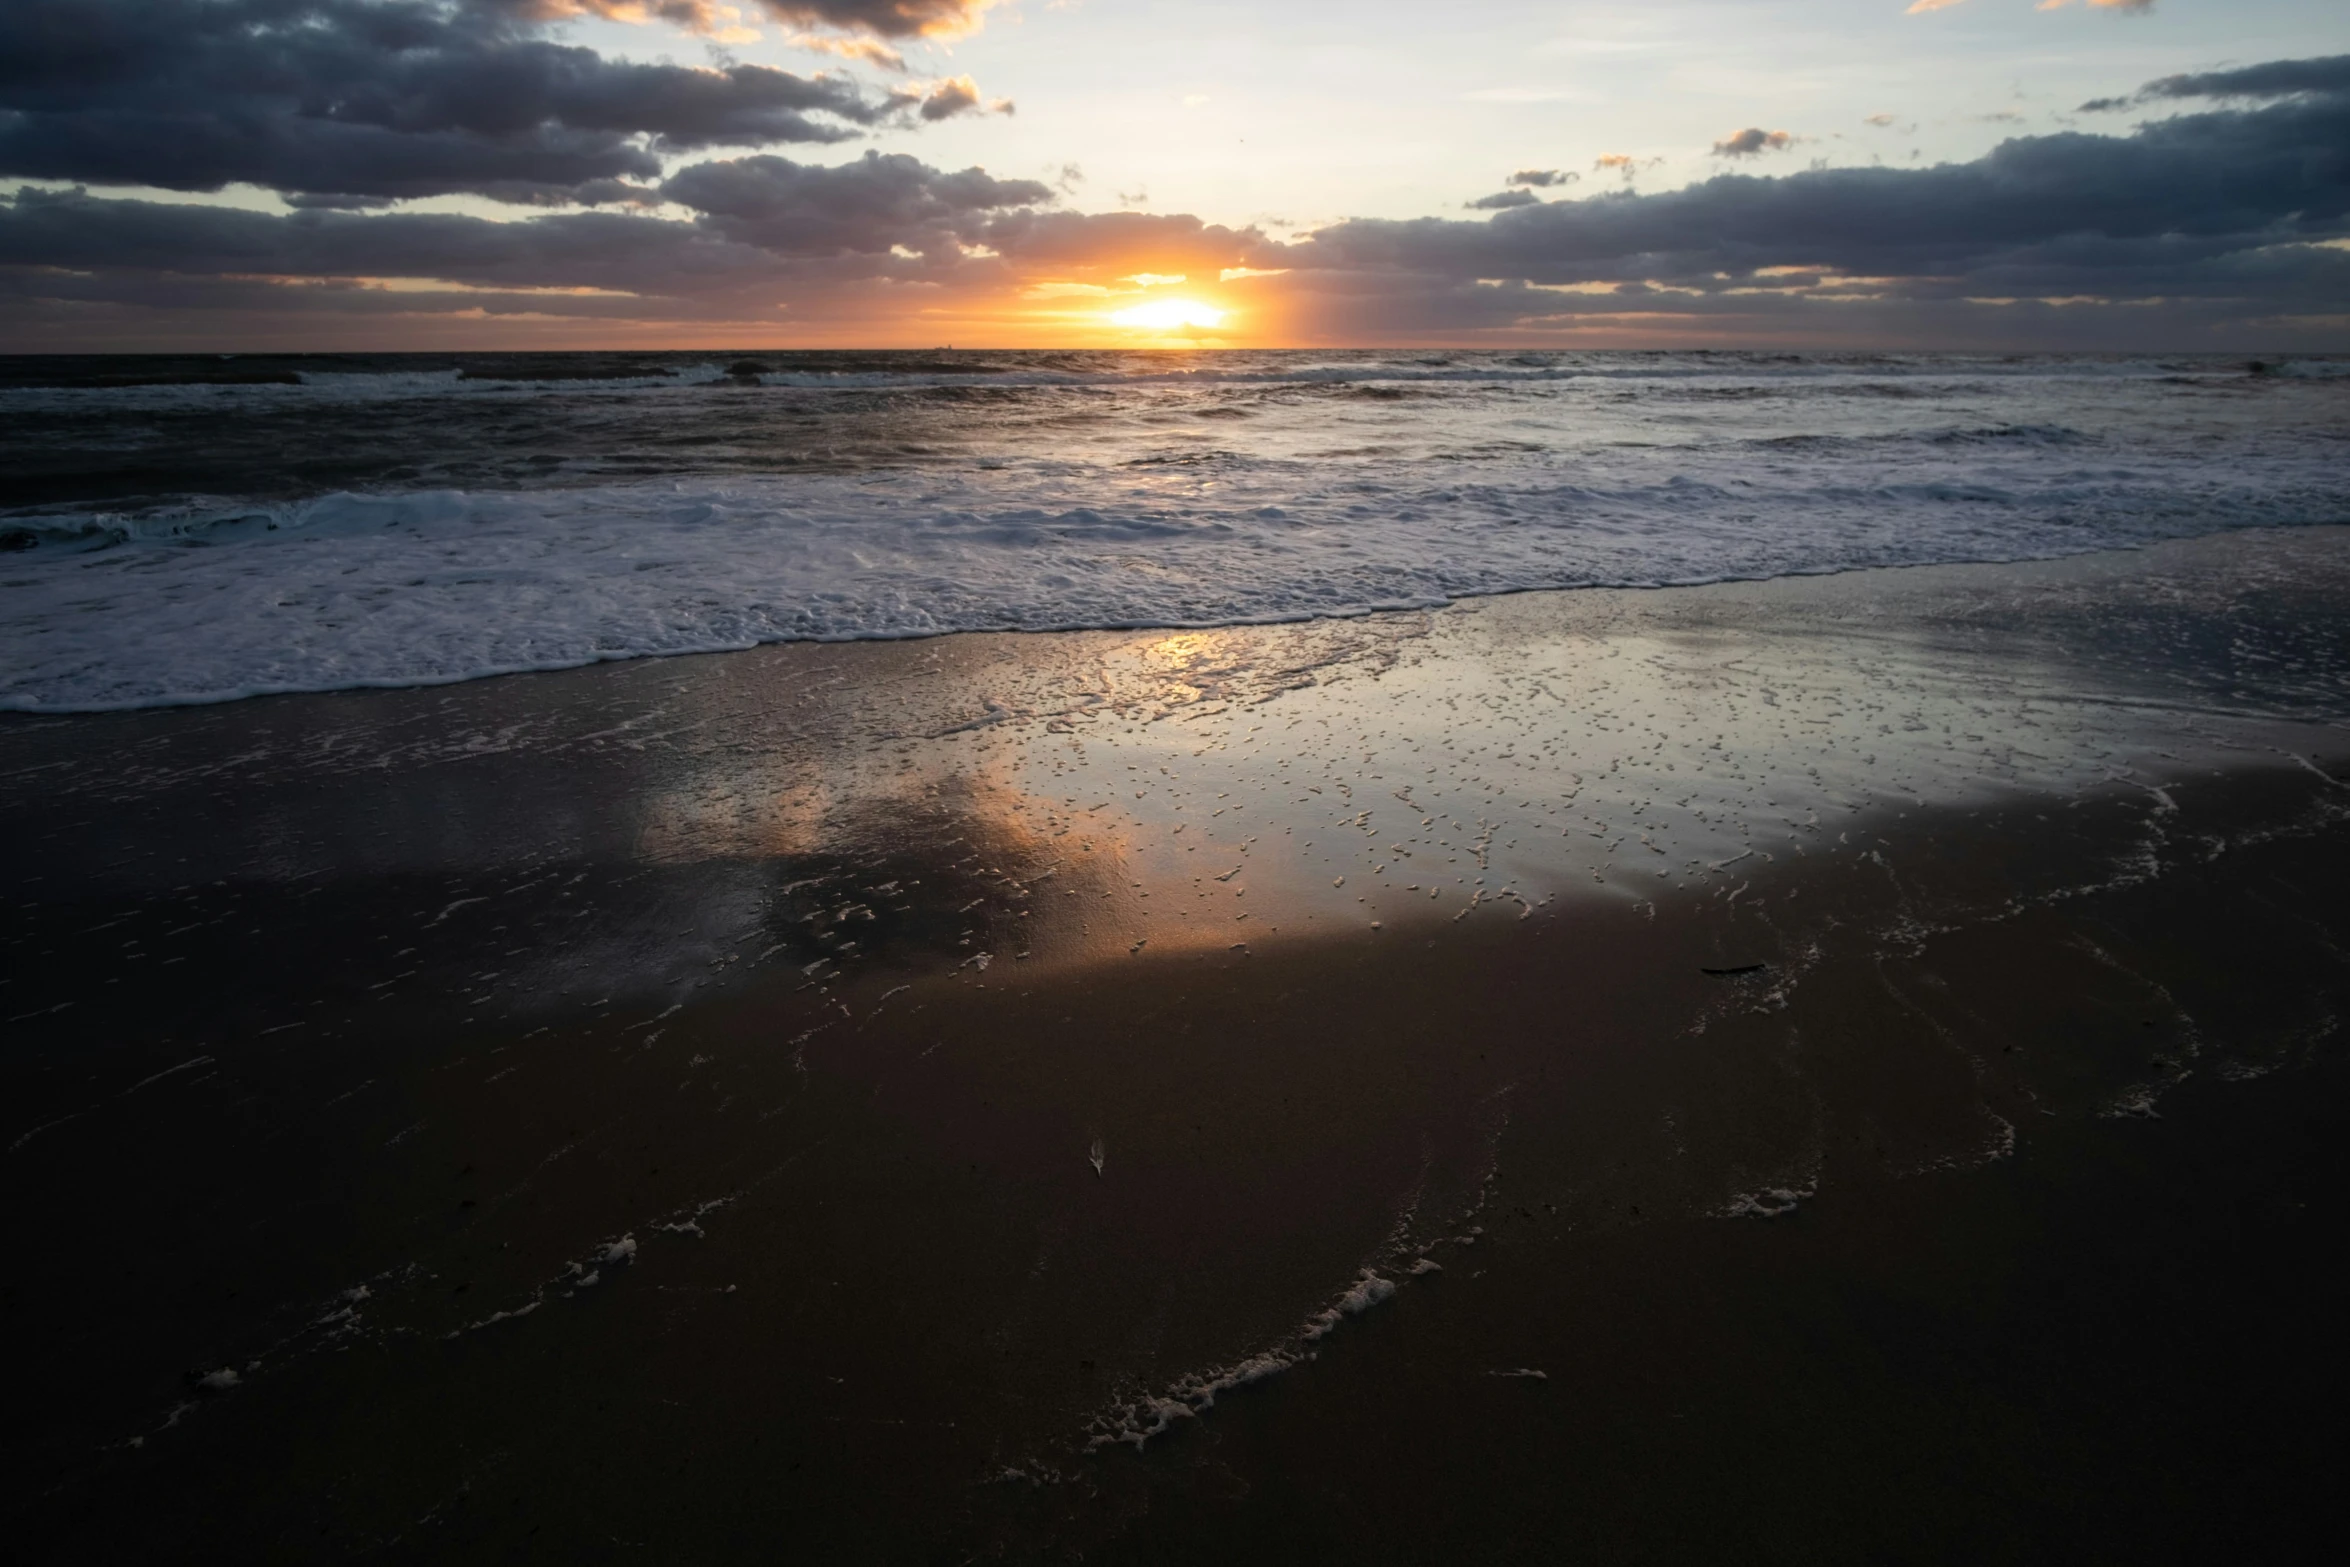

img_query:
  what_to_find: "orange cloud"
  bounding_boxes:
[1711,128,1796,158]
[783,32,910,69]
[758,0,1001,38]
[512,0,750,32]
[899,75,1016,121]
[1592,153,1665,181]
[520,0,1003,40]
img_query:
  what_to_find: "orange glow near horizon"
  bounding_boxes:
[1108,298,1228,332]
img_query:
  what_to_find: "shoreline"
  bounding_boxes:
[7,529,2349,1559]
[5,519,2347,719]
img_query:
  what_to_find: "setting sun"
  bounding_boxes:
[1108,298,1227,331]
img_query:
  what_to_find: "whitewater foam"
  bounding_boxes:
[3,351,2342,712]
[1085,1269,1404,1450]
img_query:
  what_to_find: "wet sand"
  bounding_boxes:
[7,528,2350,1560]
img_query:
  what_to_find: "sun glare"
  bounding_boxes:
[1109,299,1227,331]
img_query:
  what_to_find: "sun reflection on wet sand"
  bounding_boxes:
[587,532,2350,992]
[14,534,2350,1556]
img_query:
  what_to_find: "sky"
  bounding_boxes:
[1,0,2346,350]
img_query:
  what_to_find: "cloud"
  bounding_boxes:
[0,185,752,299]
[662,149,1048,252]
[0,0,993,206]
[976,209,1265,277]
[903,75,1013,121]
[2,54,2345,350]
[1267,58,2350,341]
[781,33,910,70]
[1302,81,2348,287]
[507,0,999,38]
[1711,128,1796,158]
[1592,153,1664,181]
[755,0,998,37]
[487,1,746,32]
[0,146,1080,340]
[1467,171,1575,210]
[2096,54,2350,109]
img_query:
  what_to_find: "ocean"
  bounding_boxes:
[9,350,2350,1558]
[3,348,2345,712]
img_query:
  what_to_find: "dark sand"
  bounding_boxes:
[7,529,2350,1561]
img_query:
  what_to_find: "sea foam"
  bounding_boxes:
[3,354,2344,712]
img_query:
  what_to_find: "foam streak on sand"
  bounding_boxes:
[6,526,2350,1555]
[1086,1271,1403,1451]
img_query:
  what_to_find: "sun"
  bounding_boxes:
[1109,298,1227,331]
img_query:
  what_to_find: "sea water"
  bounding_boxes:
[3,349,2344,711]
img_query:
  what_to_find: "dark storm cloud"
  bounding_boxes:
[0,184,753,297]
[662,149,1047,251]
[1466,190,1540,210]
[1256,232,2350,348]
[2081,53,2350,111]
[1287,62,2350,313]
[480,1,999,40]
[1508,169,1575,189]
[0,147,1090,346]
[756,0,997,34]
[0,0,955,205]
[473,1,737,32]
[0,257,769,326]
[974,209,1265,275]
[4,54,2346,348]
[0,149,1057,291]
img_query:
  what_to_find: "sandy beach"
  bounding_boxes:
[11,6,2350,1557]
[7,527,2349,1560]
